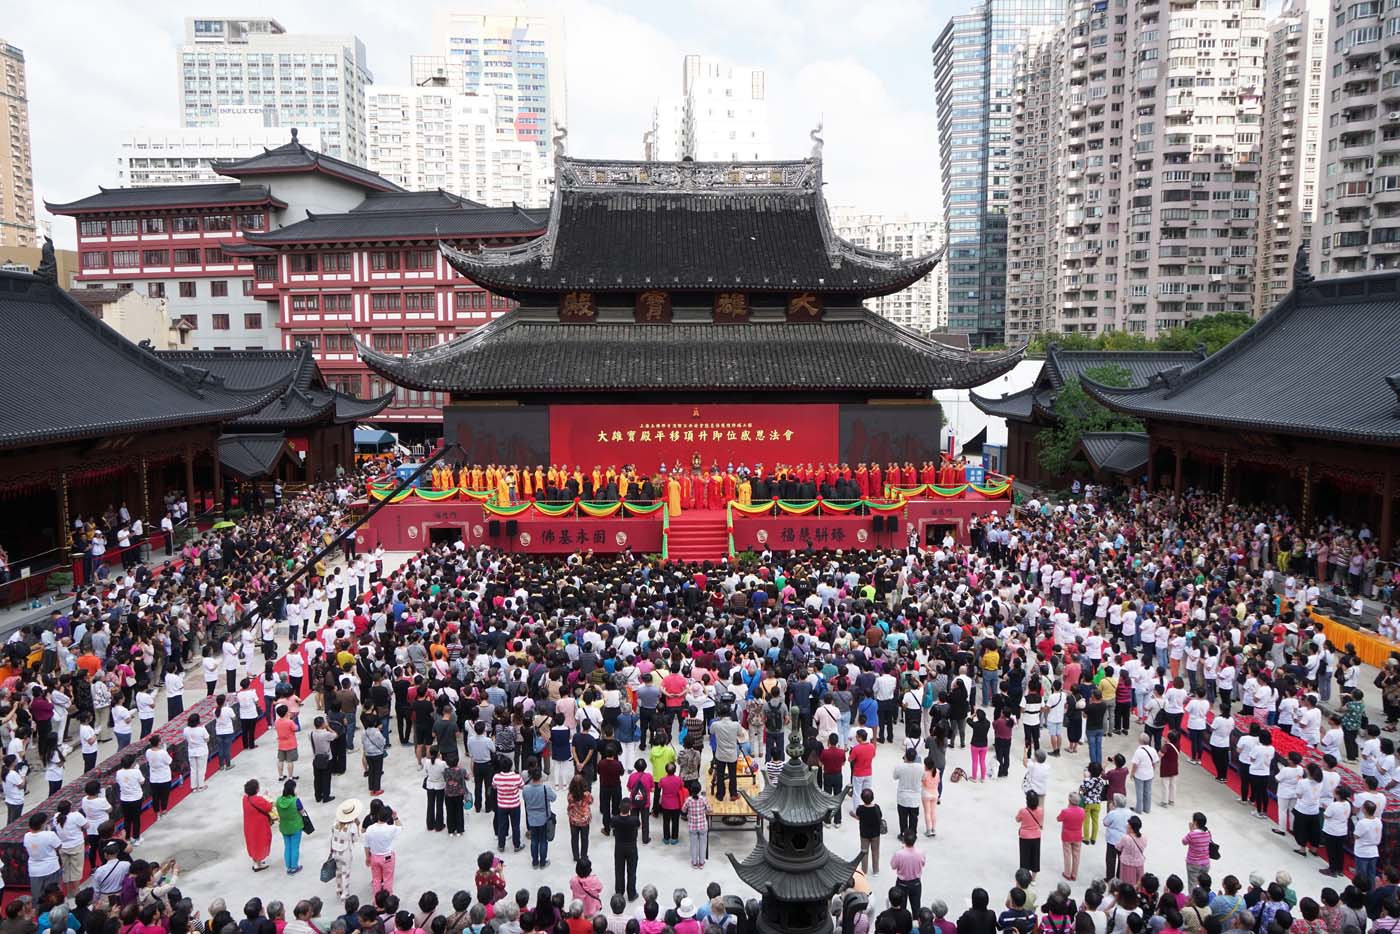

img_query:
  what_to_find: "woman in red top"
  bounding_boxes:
[241,779,274,871]
[1160,731,1181,807]
[657,762,686,845]
[1057,791,1087,881]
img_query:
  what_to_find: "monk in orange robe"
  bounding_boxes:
[697,470,710,510]
[534,466,544,496]
[618,471,630,500]
[855,464,869,498]
[522,467,533,499]
[710,470,724,506]
[667,475,682,516]
[723,470,737,503]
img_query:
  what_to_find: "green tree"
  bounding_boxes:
[1034,364,1144,478]
[1024,312,1253,357]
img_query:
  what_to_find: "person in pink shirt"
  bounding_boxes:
[890,831,927,915]
[568,857,603,916]
[274,704,299,781]
[1057,792,1087,881]
[657,762,686,845]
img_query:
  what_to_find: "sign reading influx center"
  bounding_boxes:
[550,403,839,470]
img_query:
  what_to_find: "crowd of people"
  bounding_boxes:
[6,473,1400,934]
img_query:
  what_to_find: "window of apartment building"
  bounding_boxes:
[80,251,107,269]
[174,216,200,234]
[147,282,166,299]
[142,250,168,265]
[110,219,139,236]
[254,262,276,282]
[116,283,133,292]
[371,333,403,352]
[371,293,401,311]
[289,254,318,273]
[237,212,265,231]
[210,280,228,297]
[404,249,435,271]
[325,373,360,395]
[142,217,166,235]
[111,250,139,268]
[323,334,355,352]
[244,312,262,330]
[242,279,255,296]
[204,247,228,264]
[173,248,200,265]
[178,281,197,298]
[211,313,230,330]
[323,294,352,312]
[404,292,434,311]
[405,332,436,352]
[369,250,400,271]
[79,220,107,237]
[204,214,232,232]
[180,314,197,329]
[322,252,352,273]
[290,295,320,312]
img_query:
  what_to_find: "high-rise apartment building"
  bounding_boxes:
[830,208,946,332]
[933,0,1063,348]
[1006,35,1059,341]
[367,80,548,207]
[177,17,371,164]
[115,118,323,187]
[1312,0,1400,275]
[646,55,769,162]
[0,39,35,248]
[1255,0,1327,311]
[410,11,565,167]
[1005,0,1269,339]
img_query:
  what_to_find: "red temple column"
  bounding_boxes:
[1173,444,1183,494]
[1382,467,1394,558]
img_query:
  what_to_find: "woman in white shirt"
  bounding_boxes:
[145,735,174,818]
[1354,799,1383,886]
[183,712,211,792]
[214,695,238,771]
[0,743,26,809]
[236,678,262,751]
[114,754,146,844]
[1274,752,1304,835]
[51,800,88,894]
[79,781,110,866]
[1247,732,1276,819]
[111,702,134,749]
[1292,763,1324,858]
[1319,785,1354,877]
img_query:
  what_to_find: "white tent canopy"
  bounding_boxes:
[936,358,1042,454]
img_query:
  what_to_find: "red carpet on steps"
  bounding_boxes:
[667,511,730,562]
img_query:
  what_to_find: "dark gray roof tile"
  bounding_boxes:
[46,183,284,213]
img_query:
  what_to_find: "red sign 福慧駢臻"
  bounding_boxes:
[549,403,838,471]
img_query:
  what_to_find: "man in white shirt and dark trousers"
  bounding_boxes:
[1130,734,1159,814]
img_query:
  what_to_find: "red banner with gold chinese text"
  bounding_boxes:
[549,403,838,471]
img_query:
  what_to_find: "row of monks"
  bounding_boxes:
[427,459,973,513]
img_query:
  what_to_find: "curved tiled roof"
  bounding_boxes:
[219,433,294,479]
[441,154,941,299]
[1076,432,1150,475]
[210,134,401,193]
[154,346,390,427]
[46,182,285,214]
[1084,275,1400,445]
[0,271,283,450]
[356,308,1025,395]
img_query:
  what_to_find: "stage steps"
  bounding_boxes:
[666,510,731,562]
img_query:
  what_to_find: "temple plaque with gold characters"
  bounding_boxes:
[634,290,672,323]
[559,290,597,323]
[712,291,749,323]
[786,292,824,322]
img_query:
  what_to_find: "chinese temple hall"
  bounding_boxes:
[358,138,1024,471]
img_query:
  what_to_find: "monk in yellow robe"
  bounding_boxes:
[737,477,752,506]
[534,467,544,496]
[522,468,533,498]
[667,476,682,516]
[618,472,630,500]
[496,469,510,505]
[469,466,483,492]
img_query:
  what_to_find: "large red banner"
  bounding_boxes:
[550,403,838,470]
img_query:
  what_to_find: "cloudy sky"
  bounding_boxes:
[9,0,957,247]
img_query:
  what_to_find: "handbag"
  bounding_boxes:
[880,818,889,835]
[319,856,337,883]
[545,814,557,842]
[1207,834,1221,861]
[298,802,316,835]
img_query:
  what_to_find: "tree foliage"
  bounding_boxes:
[1034,365,1144,478]
[1026,312,1255,357]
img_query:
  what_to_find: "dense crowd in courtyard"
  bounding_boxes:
[3,473,1400,934]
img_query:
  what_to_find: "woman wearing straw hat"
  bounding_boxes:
[328,798,364,900]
